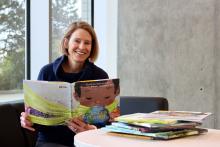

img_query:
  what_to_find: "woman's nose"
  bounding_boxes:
[79,42,85,49]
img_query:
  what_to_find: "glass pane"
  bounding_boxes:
[0,0,25,95]
[50,0,92,61]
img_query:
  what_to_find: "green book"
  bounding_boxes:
[102,125,208,140]
[111,122,200,133]
[115,111,212,124]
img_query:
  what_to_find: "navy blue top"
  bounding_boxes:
[36,55,108,147]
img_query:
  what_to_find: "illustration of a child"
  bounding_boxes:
[73,79,120,127]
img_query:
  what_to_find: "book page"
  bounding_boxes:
[23,80,72,125]
[71,78,120,127]
[23,78,120,126]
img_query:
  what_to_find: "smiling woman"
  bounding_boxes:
[63,29,92,65]
[20,21,109,147]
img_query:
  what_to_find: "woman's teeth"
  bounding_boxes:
[76,51,85,55]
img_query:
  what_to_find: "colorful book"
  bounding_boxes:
[150,111,212,123]
[23,78,120,126]
[102,125,208,140]
[104,111,210,140]
[111,122,200,133]
[115,111,212,124]
[107,132,154,140]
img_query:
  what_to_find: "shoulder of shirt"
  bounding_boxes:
[86,62,109,78]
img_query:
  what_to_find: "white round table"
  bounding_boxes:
[74,129,220,147]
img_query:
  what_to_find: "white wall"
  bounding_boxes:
[30,0,49,80]
[94,0,118,78]
[118,0,218,129]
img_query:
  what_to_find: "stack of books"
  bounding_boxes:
[102,111,211,140]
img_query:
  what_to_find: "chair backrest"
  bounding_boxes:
[0,102,26,147]
[120,96,168,115]
[0,100,37,147]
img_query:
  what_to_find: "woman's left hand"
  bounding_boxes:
[67,118,97,134]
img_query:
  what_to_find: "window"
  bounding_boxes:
[0,0,93,102]
[50,0,92,61]
[30,0,92,80]
[0,0,25,102]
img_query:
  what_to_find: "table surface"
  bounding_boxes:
[74,129,220,147]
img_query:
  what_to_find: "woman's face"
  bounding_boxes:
[66,28,92,63]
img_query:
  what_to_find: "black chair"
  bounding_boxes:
[0,100,37,147]
[120,96,168,115]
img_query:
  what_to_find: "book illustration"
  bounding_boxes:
[23,78,120,126]
[73,79,120,126]
[83,106,110,125]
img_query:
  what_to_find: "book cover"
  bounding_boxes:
[111,122,200,133]
[151,111,212,123]
[107,132,154,140]
[102,125,208,140]
[23,78,120,126]
[115,111,211,124]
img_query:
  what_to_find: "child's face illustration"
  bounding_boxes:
[78,84,117,107]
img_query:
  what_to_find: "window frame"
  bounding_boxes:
[26,0,31,80]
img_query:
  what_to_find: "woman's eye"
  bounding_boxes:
[74,39,81,43]
[84,41,91,45]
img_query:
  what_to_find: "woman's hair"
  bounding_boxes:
[60,21,99,62]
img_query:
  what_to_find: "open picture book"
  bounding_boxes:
[23,78,120,126]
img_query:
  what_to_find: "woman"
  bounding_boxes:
[20,21,109,147]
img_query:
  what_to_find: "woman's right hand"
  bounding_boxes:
[20,112,35,131]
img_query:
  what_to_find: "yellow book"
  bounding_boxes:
[23,78,120,126]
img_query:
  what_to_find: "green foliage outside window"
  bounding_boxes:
[51,0,79,61]
[0,0,89,91]
[0,0,25,91]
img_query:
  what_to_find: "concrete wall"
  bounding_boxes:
[118,0,220,128]
[215,0,220,129]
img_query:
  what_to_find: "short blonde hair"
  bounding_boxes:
[60,21,99,62]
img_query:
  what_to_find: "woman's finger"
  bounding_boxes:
[20,112,35,131]
[21,121,35,131]
[67,119,97,134]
